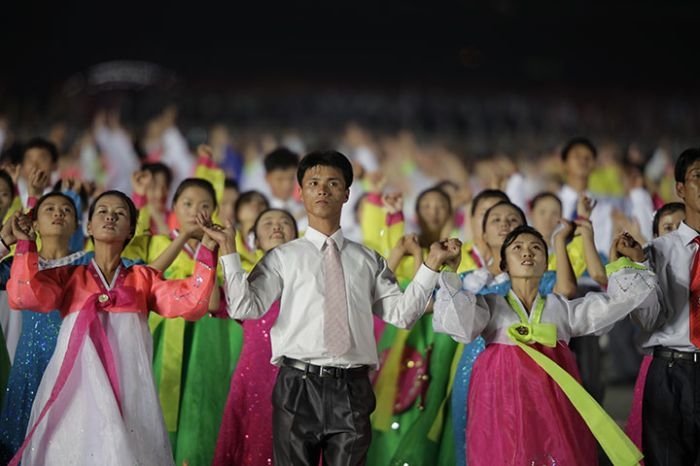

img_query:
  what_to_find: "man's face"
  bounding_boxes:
[21,148,55,183]
[677,160,700,214]
[300,165,348,221]
[266,167,297,201]
[564,144,596,179]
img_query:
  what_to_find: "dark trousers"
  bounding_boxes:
[642,356,700,466]
[272,366,376,466]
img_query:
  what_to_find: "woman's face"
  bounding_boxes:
[656,210,685,237]
[35,195,77,239]
[255,210,297,252]
[0,178,13,220]
[504,233,548,279]
[530,197,562,241]
[471,196,502,243]
[87,195,132,245]
[417,191,451,234]
[173,186,215,234]
[484,204,525,248]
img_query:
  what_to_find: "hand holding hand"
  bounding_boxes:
[12,212,35,241]
[403,233,422,257]
[425,238,462,271]
[552,219,574,244]
[610,232,645,262]
[197,214,236,255]
[574,218,594,239]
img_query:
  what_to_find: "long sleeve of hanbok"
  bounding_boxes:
[147,245,218,320]
[563,257,661,337]
[433,271,491,343]
[7,240,71,312]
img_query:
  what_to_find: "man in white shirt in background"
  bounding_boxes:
[263,147,307,231]
[204,150,461,466]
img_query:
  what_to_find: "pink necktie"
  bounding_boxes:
[323,238,351,356]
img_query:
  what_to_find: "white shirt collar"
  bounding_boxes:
[304,226,345,251]
[677,221,700,246]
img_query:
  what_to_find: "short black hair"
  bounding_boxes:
[415,187,453,215]
[0,169,15,197]
[88,190,139,247]
[31,192,79,228]
[172,178,218,209]
[224,178,239,191]
[561,137,597,162]
[264,147,300,174]
[482,200,527,235]
[252,208,299,240]
[297,150,353,189]
[652,202,685,237]
[499,225,548,272]
[22,137,59,164]
[141,162,174,188]
[470,189,509,216]
[234,190,270,223]
[674,148,700,183]
[529,192,562,213]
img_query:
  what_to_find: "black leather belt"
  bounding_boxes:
[654,347,700,363]
[281,357,369,378]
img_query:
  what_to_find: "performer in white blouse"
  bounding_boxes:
[433,225,660,465]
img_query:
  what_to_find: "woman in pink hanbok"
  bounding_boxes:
[433,225,660,466]
[213,208,298,466]
[6,191,218,466]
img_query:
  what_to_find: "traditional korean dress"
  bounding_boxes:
[134,232,242,466]
[6,239,216,466]
[0,250,92,463]
[434,258,659,465]
[213,301,279,466]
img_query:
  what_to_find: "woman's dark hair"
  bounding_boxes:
[482,201,527,235]
[415,187,453,216]
[499,225,549,272]
[0,169,15,197]
[234,190,270,223]
[172,178,217,209]
[252,208,299,240]
[31,192,79,229]
[674,147,700,183]
[296,150,353,189]
[88,190,139,245]
[529,191,562,213]
[652,202,685,237]
[470,189,509,216]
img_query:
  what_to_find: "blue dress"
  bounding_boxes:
[0,251,92,463]
[451,270,557,466]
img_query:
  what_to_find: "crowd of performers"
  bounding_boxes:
[0,131,697,466]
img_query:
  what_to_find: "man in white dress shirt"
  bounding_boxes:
[636,147,700,466]
[207,150,461,466]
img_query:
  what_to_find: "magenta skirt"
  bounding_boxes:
[466,342,598,465]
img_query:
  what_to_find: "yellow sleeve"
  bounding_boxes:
[547,236,587,278]
[194,157,226,224]
[360,193,404,258]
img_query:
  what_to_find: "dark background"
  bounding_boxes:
[4,1,700,90]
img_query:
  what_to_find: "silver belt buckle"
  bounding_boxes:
[320,366,335,377]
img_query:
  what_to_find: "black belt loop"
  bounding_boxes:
[282,357,369,378]
[653,347,700,363]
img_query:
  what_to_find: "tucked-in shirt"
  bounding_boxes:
[219,226,438,368]
[638,221,700,352]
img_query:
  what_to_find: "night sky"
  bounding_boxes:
[3,1,700,94]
